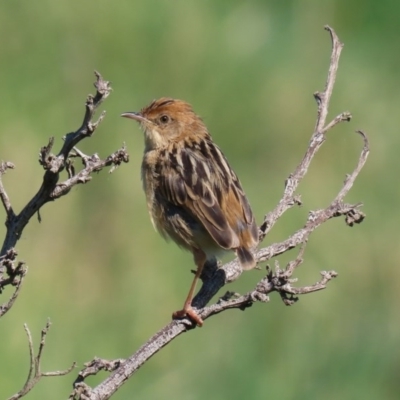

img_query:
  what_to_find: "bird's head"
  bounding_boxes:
[122,98,209,150]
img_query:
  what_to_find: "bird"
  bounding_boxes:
[121,98,258,326]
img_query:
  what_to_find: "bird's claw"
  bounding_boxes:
[172,306,203,327]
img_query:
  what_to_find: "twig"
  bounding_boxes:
[335,130,369,203]
[69,358,126,400]
[50,145,129,199]
[0,161,15,220]
[314,26,344,133]
[0,249,27,317]
[7,321,76,400]
[259,25,346,241]
[0,265,26,317]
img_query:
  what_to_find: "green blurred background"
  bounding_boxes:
[0,1,399,399]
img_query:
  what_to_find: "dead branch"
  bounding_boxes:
[0,249,27,317]
[0,72,129,317]
[7,321,76,400]
[69,26,369,400]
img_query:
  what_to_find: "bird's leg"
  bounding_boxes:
[172,248,206,327]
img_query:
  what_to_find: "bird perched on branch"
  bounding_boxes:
[122,98,258,326]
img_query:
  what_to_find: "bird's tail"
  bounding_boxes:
[236,247,256,270]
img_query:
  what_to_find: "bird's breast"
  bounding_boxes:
[141,151,161,231]
[140,149,223,259]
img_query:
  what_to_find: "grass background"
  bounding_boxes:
[1,1,399,399]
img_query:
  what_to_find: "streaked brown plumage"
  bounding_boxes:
[122,98,258,326]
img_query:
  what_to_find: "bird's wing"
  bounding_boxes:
[158,139,258,251]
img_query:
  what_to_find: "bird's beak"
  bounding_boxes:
[121,112,148,123]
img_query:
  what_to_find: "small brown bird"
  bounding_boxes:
[122,98,258,326]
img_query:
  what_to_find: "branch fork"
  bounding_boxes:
[0,72,129,317]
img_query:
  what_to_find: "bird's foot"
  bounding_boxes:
[172,306,203,327]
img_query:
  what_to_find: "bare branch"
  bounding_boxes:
[0,249,27,317]
[50,145,129,199]
[0,161,16,219]
[76,358,125,381]
[70,357,126,399]
[69,26,368,400]
[314,25,344,132]
[278,270,339,297]
[322,111,352,134]
[335,130,369,203]
[0,72,129,315]
[259,26,347,242]
[0,265,26,317]
[7,321,76,400]
[58,72,111,159]
[73,323,190,400]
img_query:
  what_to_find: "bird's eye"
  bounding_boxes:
[160,115,170,124]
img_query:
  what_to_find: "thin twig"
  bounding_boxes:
[259,25,346,242]
[0,265,26,317]
[322,112,352,134]
[335,130,369,202]
[7,321,76,400]
[0,161,15,220]
[314,25,344,133]
[50,145,129,199]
